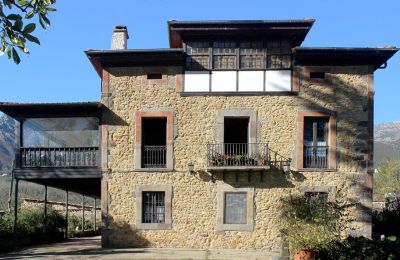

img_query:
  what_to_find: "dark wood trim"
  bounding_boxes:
[14,167,102,179]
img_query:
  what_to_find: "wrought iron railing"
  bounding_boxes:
[20,147,99,167]
[207,143,291,170]
[304,146,328,168]
[142,145,167,168]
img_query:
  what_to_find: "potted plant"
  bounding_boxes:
[279,193,348,260]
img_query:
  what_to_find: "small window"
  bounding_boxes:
[147,73,162,80]
[142,192,165,223]
[309,72,326,79]
[224,192,247,224]
[305,191,328,203]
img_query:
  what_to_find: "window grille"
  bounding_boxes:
[224,192,247,224]
[186,41,210,70]
[142,192,165,223]
[239,41,264,69]
[212,41,237,69]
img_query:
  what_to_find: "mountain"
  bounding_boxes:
[0,114,15,174]
[374,121,400,166]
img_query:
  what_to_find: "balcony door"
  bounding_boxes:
[141,118,167,168]
[224,117,249,155]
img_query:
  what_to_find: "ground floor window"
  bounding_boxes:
[142,192,165,223]
[135,184,172,230]
[217,184,254,231]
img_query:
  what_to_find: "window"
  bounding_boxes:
[224,117,249,156]
[305,191,328,203]
[142,192,165,223]
[212,41,237,69]
[224,192,247,224]
[147,73,162,80]
[266,40,291,69]
[135,184,172,230]
[304,117,329,168]
[185,41,210,70]
[217,184,254,231]
[134,111,174,171]
[239,41,264,69]
[309,72,326,79]
[297,111,337,170]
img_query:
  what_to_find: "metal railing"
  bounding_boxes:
[304,146,328,168]
[21,147,99,167]
[207,143,269,167]
[142,145,167,168]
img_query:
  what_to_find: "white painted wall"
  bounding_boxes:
[238,71,264,92]
[211,71,237,92]
[184,71,210,92]
[265,70,292,92]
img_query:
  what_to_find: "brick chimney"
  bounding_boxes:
[111,25,129,50]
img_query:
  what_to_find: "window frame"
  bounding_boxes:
[297,111,337,171]
[135,184,172,230]
[134,111,174,171]
[216,184,254,232]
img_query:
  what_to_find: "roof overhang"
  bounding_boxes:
[0,102,103,119]
[293,47,399,70]
[168,19,315,48]
[85,49,184,77]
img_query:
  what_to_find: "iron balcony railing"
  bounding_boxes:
[20,147,99,168]
[142,145,167,168]
[207,143,290,169]
[304,146,328,168]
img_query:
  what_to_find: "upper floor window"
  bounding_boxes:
[184,39,292,71]
[303,117,329,168]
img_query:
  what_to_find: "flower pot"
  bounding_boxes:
[294,249,314,260]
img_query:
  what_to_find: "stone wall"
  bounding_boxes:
[101,65,373,250]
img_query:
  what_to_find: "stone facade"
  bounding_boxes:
[100,64,374,251]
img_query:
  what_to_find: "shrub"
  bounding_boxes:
[373,196,400,238]
[316,236,400,259]
[280,193,350,254]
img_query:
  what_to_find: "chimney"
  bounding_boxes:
[111,25,129,50]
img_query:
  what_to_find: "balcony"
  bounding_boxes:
[303,146,328,168]
[207,143,290,171]
[21,147,99,168]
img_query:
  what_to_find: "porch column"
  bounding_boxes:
[13,179,19,234]
[65,190,69,239]
[44,185,48,234]
[81,195,85,233]
[93,198,97,232]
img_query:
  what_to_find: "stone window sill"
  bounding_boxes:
[296,168,337,172]
[134,168,174,172]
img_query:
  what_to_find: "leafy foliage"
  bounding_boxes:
[279,193,351,253]
[373,196,400,238]
[0,0,56,64]
[374,159,400,197]
[316,236,400,260]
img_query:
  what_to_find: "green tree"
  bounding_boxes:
[374,159,400,197]
[0,0,56,64]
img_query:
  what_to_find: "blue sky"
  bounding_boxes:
[0,0,399,123]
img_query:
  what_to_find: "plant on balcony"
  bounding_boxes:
[279,193,350,260]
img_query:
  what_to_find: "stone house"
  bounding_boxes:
[0,19,397,253]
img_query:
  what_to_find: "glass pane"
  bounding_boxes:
[187,41,210,55]
[267,55,291,69]
[142,192,165,223]
[213,56,236,69]
[185,55,209,70]
[240,55,264,69]
[213,41,236,55]
[224,192,247,224]
[23,117,99,147]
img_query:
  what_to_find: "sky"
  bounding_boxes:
[0,0,399,124]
